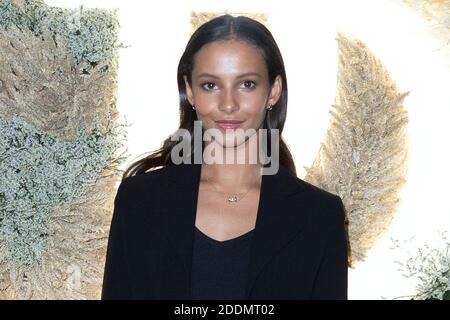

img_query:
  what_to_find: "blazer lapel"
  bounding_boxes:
[160,162,308,299]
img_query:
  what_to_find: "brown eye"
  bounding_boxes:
[201,82,217,91]
[241,80,256,89]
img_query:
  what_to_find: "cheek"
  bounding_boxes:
[193,88,267,115]
[240,96,267,118]
[237,89,267,107]
[240,104,265,124]
[192,90,217,112]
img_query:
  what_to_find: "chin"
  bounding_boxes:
[221,137,247,148]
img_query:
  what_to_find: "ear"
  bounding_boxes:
[268,75,282,106]
[183,75,194,106]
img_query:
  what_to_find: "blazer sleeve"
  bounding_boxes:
[101,180,132,299]
[311,196,348,300]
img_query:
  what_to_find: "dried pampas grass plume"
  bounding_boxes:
[0,24,117,141]
[0,2,126,299]
[402,0,450,68]
[190,11,268,36]
[0,176,117,299]
[304,32,410,265]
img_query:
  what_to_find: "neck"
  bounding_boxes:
[201,132,263,192]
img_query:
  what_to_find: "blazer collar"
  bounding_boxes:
[159,162,309,299]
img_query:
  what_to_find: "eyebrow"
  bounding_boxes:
[196,72,263,79]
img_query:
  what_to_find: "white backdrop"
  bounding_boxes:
[46,0,450,300]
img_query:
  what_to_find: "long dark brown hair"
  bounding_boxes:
[122,14,297,181]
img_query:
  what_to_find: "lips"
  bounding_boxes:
[215,120,244,130]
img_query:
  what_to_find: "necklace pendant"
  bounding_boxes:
[227,195,238,203]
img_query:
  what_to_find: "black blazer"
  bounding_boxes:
[102,162,348,300]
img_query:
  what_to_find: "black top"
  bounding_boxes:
[190,226,255,300]
[101,163,348,300]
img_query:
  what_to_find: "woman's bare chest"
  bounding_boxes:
[194,184,261,242]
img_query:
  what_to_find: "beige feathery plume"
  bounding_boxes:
[0,8,123,299]
[402,0,450,68]
[304,32,410,265]
[10,0,26,11]
[0,24,118,141]
[190,11,268,36]
[0,176,116,299]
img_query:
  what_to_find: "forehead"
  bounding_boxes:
[192,39,266,77]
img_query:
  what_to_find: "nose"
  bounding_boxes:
[218,89,239,114]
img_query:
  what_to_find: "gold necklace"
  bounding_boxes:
[204,175,252,204]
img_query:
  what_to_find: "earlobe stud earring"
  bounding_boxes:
[266,103,273,110]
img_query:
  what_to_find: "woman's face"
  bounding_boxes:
[184,39,282,149]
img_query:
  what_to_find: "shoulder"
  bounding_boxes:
[298,177,342,205]
[119,165,174,189]
[114,165,175,202]
[294,176,345,227]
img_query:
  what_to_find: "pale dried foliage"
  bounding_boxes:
[304,33,410,264]
[10,0,26,11]
[402,0,450,29]
[0,24,118,141]
[0,7,123,299]
[402,0,450,67]
[0,176,116,299]
[190,11,268,36]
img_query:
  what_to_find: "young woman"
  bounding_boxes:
[102,14,348,300]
